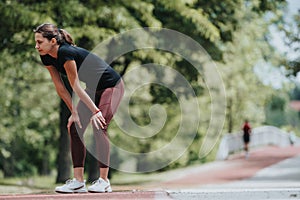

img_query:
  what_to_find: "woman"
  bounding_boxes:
[242,120,251,159]
[34,23,124,193]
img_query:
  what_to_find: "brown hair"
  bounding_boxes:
[34,23,75,46]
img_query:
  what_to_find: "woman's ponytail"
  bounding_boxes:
[59,29,75,46]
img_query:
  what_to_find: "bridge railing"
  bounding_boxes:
[216,126,300,160]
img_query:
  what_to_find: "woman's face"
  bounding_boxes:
[34,33,54,55]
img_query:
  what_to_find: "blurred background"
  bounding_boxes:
[0,0,300,192]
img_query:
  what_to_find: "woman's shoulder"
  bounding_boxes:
[59,42,75,52]
[59,43,89,55]
[58,43,78,59]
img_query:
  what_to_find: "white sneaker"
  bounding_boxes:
[55,178,87,193]
[88,178,112,193]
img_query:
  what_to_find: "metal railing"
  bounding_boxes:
[216,126,300,160]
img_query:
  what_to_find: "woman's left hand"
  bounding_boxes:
[90,110,106,130]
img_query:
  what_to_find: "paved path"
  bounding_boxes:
[165,146,300,200]
[159,145,300,189]
[0,145,299,199]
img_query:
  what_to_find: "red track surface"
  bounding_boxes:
[160,145,300,188]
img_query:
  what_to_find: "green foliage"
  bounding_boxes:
[282,10,300,76]
[0,53,59,176]
[265,94,288,126]
[290,84,300,100]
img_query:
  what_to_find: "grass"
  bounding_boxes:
[0,175,57,195]
[0,171,162,195]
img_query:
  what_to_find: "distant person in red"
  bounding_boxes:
[242,120,251,158]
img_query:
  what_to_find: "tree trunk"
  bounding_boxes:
[56,100,71,183]
[227,98,233,133]
[87,152,99,182]
[56,76,72,183]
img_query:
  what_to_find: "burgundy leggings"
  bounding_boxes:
[69,80,124,168]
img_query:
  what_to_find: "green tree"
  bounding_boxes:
[265,93,288,126]
[283,10,300,75]
[0,1,59,177]
[215,0,288,133]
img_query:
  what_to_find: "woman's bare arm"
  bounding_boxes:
[63,60,106,129]
[45,65,73,111]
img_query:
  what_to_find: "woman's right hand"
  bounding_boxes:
[67,110,82,133]
[90,110,106,130]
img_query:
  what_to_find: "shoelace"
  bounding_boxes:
[91,179,102,185]
[65,178,76,185]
